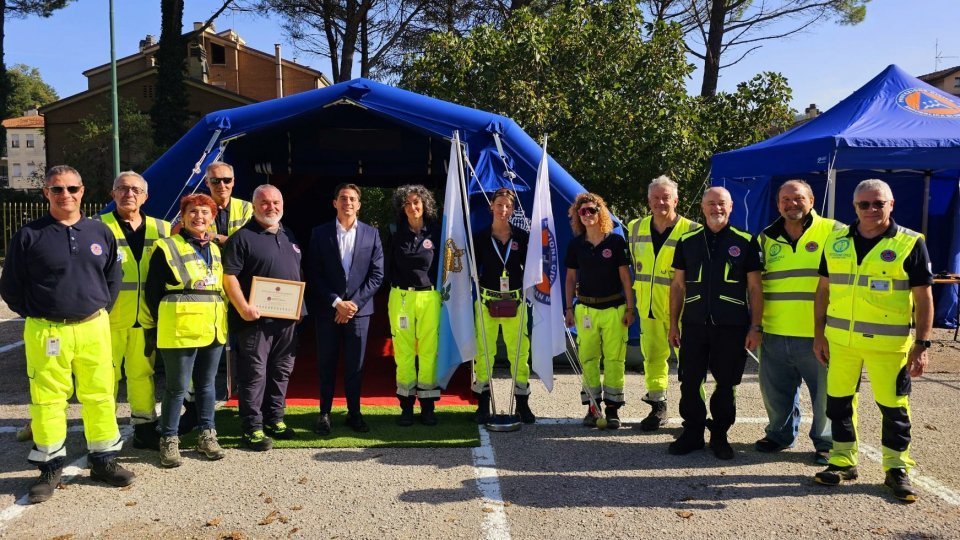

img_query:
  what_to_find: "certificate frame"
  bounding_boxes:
[248,276,305,320]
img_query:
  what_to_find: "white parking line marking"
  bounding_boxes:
[0,341,24,354]
[472,427,511,540]
[0,426,132,532]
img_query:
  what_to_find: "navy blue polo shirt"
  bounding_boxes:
[386,220,439,289]
[474,226,528,291]
[222,219,304,328]
[0,214,122,319]
[565,233,630,308]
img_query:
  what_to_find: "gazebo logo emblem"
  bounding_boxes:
[896,88,960,117]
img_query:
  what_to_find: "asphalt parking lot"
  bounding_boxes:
[1,306,959,539]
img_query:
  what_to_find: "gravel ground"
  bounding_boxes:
[1,315,959,539]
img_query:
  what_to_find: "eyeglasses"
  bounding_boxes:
[578,206,599,217]
[45,185,82,194]
[855,200,887,210]
[208,177,233,185]
[114,186,146,195]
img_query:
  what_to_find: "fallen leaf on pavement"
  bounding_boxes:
[259,510,280,525]
[125,501,137,507]
[924,424,939,431]
[297,477,308,484]
[604,512,615,518]
[206,518,222,526]
[288,528,300,537]
[279,516,290,524]
[481,507,494,513]
[51,535,73,540]
[290,505,303,511]
[219,532,245,540]
[676,511,694,519]
[264,497,273,504]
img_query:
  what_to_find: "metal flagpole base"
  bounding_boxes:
[485,414,522,432]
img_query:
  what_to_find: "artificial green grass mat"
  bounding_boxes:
[180,405,480,448]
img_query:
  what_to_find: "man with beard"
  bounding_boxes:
[223,185,304,450]
[668,187,763,460]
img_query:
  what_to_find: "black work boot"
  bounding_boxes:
[815,464,859,486]
[604,404,622,430]
[884,468,918,502]
[514,394,536,424]
[709,428,735,460]
[639,399,668,432]
[474,391,491,424]
[28,459,64,504]
[397,395,415,427]
[420,398,438,426]
[178,400,199,435]
[89,456,135,487]
[132,421,160,451]
[668,429,705,455]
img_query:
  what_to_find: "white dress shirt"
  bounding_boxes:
[333,218,358,307]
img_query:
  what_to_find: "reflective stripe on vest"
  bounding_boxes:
[823,225,919,352]
[95,212,172,329]
[759,213,841,337]
[627,215,700,320]
[154,236,227,349]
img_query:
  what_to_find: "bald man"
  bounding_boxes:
[667,187,763,460]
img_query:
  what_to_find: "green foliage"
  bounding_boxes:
[4,64,57,118]
[150,0,190,149]
[401,0,793,221]
[62,97,160,204]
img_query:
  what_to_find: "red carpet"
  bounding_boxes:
[226,292,474,407]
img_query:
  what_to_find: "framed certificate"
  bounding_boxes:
[248,276,305,320]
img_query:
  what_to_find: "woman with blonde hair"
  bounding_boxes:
[563,192,635,429]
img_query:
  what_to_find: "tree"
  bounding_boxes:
[151,0,234,149]
[641,0,868,97]
[5,63,57,117]
[64,97,160,202]
[402,0,793,217]
[1,1,72,152]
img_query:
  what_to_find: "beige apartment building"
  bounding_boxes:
[2,110,45,190]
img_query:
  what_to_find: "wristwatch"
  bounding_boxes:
[914,339,932,349]
[750,325,763,333]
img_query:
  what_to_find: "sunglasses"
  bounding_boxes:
[208,177,234,185]
[46,185,82,194]
[855,200,887,210]
[578,206,599,217]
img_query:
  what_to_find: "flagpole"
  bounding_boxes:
[455,132,497,415]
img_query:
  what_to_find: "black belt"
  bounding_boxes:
[41,311,101,325]
[577,293,624,304]
[168,289,221,296]
[392,285,434,292]
[480,288,521,301]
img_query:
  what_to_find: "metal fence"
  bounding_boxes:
[1,202,104,254]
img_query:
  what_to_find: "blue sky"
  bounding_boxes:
[4,0,957,113]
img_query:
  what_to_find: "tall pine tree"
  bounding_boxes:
[150,0,189,149]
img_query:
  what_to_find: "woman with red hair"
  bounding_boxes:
[145,193,228,468]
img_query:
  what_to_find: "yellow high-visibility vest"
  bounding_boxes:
[823,224,920,352]
[153,235,227,349]
[207,197,252,237]
[627,215,700,320]
[759,211,843,337]
[95,212,172,330]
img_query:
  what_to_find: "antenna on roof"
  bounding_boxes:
[935,39,957,71]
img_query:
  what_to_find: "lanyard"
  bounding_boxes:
[190,242,213,270]
[491,236,511,274]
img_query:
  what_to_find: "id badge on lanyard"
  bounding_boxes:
[500,271,510,292]
[492,236,512,292]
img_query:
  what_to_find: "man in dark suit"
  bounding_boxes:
[307,183,384,434]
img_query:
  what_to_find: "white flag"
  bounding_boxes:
[522,141,564,392]
[436,132,477,388]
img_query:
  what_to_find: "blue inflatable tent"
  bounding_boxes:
[140,78,601,256]
[711,64,960,327]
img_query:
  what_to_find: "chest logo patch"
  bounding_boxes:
[423,239,434,250]
[90,243,103,256]
[880,249,897,262]
[602,248,613,259]
[511,240,519,251]
[832,239,851,253]
[728,246,741,257]
[292,243,301,254]
[769,244,782,257]
[805,241,819,252]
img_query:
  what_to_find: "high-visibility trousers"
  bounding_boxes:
[639,317,672,401]
[388,288,442,400]
[111,327,157,424]
[825,340,914,471]
[24,311,122,464]
[575,304,627,405]
[473,300,530,395]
